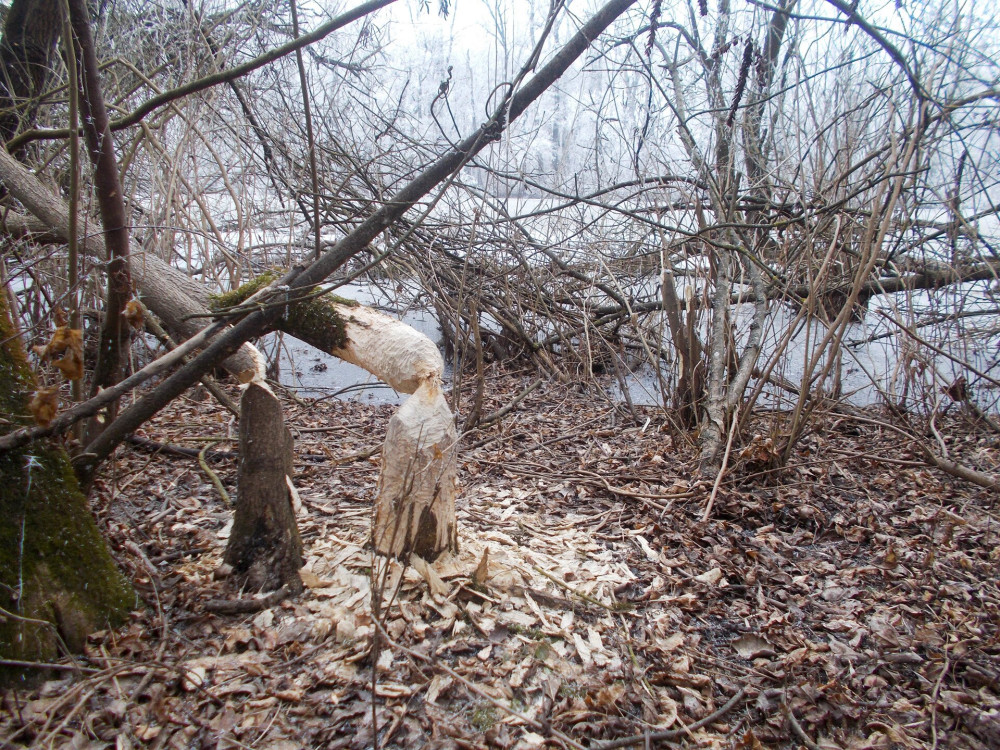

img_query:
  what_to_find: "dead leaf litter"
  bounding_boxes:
[4,373,999,749]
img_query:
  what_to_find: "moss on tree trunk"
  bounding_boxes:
[0,290,134,685]
[209,271,354,354]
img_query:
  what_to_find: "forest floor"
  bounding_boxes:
[3,371,999,749]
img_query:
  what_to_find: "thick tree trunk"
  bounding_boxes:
[373,380,458,560]
[0,0,60,148]
[0,291,133,684]
[223,382,303,592]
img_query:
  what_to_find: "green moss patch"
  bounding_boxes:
[209,271,358,353]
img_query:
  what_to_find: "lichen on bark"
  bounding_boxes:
[0,291,134,685]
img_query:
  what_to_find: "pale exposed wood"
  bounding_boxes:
[373,380,458,560]
[327,304,443,394]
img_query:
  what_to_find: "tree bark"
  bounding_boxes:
[0,0,60,148]
[223,382,303,592]
[66,0,132,429]
[0,289,133,684]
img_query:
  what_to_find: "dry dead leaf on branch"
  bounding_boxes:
[123,299,145,329]
[34,326,84,380]
[54,345,83,381]
[28,387,59,426]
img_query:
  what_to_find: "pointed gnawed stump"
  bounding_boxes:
[224,381,303,592]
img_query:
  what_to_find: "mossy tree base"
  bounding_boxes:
[0,448,135,685]
[0,292,134,686]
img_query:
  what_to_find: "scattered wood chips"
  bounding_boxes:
[4,372,998,749]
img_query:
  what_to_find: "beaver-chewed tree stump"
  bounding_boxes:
[224,381,303,592]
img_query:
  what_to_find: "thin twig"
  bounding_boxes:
[783,698,827,750]
[198,441,232,504]
[702,406,740,522]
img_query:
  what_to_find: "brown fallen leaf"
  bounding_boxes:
[732,634,776,660]
[694,567,725,585]
[300,569,333,589]
[656,689,679,728]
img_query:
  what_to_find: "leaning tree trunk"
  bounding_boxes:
[0,291,134,685]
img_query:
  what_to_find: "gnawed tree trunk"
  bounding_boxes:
[373,379,458,560]
[213,275,459,560]
[3,0,635,531]
[0,292,133,684]
[223,381,303,593]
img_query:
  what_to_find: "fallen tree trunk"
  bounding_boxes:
[0,147,260,380]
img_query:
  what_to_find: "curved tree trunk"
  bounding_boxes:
[213,276,460,561]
